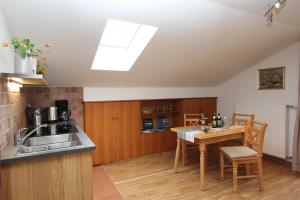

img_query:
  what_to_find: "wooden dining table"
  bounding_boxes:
[171,126,245,191]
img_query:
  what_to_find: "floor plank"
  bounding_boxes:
[101,150,300,200]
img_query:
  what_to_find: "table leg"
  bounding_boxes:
[182,140,186,166]
[205,150,208,168]
[199,143,206,191]
[174,137,181,173]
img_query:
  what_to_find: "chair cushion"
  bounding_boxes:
[220,146,257,159]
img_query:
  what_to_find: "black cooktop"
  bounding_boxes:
[30,122,78,137]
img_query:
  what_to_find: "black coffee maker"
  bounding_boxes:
[55,100,71,121]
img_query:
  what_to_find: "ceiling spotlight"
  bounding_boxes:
[274,2,281,8]
[275,0,287,8]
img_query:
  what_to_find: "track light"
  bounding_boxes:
[264,0,287,24]
[265,11,273,23]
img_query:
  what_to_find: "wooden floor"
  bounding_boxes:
[101,150,300,200]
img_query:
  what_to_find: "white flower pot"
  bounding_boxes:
[14,54,35,75]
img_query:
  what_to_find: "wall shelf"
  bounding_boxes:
[141,111,180,118]
[140,99,181,132]
[2,73,47,86]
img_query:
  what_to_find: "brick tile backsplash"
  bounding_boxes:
[0,77,84,151]
[0,78,27,151]
[27,87,84,128]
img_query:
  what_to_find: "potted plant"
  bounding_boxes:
[11,38,44,74]
[36,57,49,75]
[2,38,49,75]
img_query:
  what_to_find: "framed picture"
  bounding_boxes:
[257,66,285,90]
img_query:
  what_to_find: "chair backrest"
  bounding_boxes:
[183,113,204,126]
[232,113,255,126]
[244,120,268,157]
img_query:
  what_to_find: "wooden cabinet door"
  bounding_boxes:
[181,98,217,122]
[115,101,141,160]
[200,98,217,122]
[84,102,116,165]
[182,99,202,114]
[159,131,177,152]
[140,133,160,156]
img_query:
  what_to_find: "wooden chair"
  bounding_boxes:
[222,113,255,146]
[181,113,204,165]
[231,113,255,126]
[219,120,268,192]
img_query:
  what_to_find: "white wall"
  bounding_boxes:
[217,42,300,115]
[217,42,300,158]
[84,87,217,101]
[0,7,13,73]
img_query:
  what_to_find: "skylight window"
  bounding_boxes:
[91,19,158,71]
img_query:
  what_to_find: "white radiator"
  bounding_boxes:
[235,105,287,159]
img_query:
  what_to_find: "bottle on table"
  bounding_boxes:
[217,113,222,127]
[212,113,217,128]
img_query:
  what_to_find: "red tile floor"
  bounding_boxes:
[93,166,123,200]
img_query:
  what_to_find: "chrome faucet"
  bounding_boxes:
[15,124,48,145]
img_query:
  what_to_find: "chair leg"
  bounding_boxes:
[182,140,186,165]
[245,163,250,175]
[220,151,224,181]
[257,158,264,191]
[232,162,238,192]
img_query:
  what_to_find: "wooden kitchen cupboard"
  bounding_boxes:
[140,132,160,156]
[114,101,141,161]
[181,97,219,164]
[139,131,177,156]
[1,151,93,200]
[84,98,217,165]
[139,99,181,156]
[84,101,141,165]
[84,102,116,164]
[181,97,217,122]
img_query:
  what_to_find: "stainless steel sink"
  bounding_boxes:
[23,133,79,146]
[17,133,81,154]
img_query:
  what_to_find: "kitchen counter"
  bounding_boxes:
[0,120,95,164]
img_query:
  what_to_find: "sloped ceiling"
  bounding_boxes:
[0,0,299,87]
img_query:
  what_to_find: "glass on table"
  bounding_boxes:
[222,114,232,128]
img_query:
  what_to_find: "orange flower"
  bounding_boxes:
[45,43,52,48]
[43,56,48,61]
[1,42,8,47]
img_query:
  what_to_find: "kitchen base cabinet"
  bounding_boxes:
[0,151,93,200]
